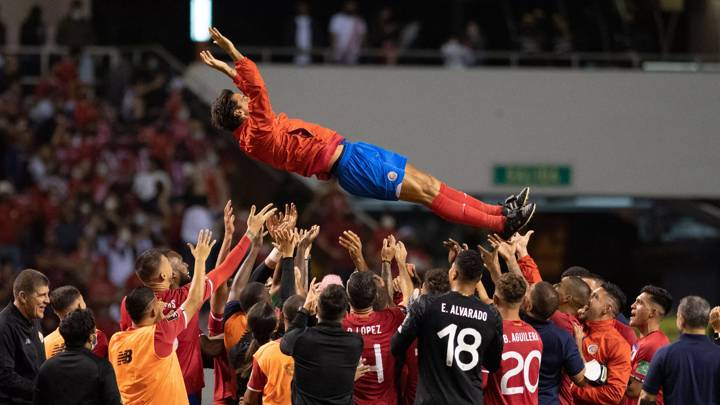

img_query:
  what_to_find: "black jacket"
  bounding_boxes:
[280,309,363,405]
[33,346,121,405]
[0,303,45,405]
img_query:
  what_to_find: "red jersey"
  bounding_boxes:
[485,319,543,405]
[614,319,638,347]
[232,58,344,180]
[209,312,235,404]
[622,330,669,405]
[401,341,418,405]
[549,311,581,405]
[342,307,406,405]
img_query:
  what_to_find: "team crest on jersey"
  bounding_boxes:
[166,310,180,321]
[387,171,398,181]
[587,343,599,355]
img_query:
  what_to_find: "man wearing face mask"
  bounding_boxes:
[571,282,632,405]
[33,309,121,405]
[0,269,50,404]
[44,285,109,359]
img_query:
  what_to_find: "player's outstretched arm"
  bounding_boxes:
[184,229,216,318]
[209,27,244,63]
[199,50,235,80]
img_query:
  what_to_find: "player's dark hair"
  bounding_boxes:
[561,266,591,279]
[640,285,673,316]
[59,308,96,348]
[157,248,182,262]
[563,276,591,308]
[50,285,82,315]
[241,302,277,378]
[211,89,243,131]
[454,250,484,282]
[135,249,165,283]
[239,282,269,313]
[318,284,349,322]
[495,273,527,304]
[13,269,49,298]
[282,295,305,325]
[601,281,626,315]
[347,271,377,310]
[423,268,450,295]
[529,282,559,320]
[126,287,156,323]
[372,275,390,311]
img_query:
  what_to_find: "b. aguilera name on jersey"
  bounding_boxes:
[440,303,488,321]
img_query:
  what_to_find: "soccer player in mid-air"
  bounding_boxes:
[200,27,535,237]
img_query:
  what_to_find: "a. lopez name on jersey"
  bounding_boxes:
[440,303,489,321]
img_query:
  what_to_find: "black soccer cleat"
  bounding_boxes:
[502,202,536,239]
[502,187,531,213]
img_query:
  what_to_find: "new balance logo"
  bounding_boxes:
[117,350,133,365]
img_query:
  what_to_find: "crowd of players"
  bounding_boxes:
[1,199,720,405]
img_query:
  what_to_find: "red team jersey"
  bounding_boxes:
[232,58,344,180]
[342,307,406,405]
[622,330,670,405]
[485,320,544,405]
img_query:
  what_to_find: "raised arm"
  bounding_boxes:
[227,229,263,303]
[210,201,236,315]
[380,236,397,303]
[394,240,415,308]
[183,229,217,318]
[339,230,369,272]
[295,225,319,295]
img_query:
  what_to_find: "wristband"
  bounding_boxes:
[245,229,256,240]
[265,248,281,265]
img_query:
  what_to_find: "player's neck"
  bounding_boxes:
[640,321,660,337]
[498,306,521,321]
[451,283,477,297]
[558,303,578,316]
[145,281,170,293]
[351,307,374,316]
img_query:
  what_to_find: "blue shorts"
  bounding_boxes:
[334,140,407,201]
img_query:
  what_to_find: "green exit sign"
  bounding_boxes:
[494,165,572,187]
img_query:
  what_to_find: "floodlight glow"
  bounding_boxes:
[190,0,212,42]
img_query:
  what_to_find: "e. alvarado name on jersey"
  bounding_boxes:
[440,303,489,321]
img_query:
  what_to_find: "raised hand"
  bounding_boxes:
[443,238,466,264]
[381,235,397,263]
[247,203,277,238]
[222,200,235,241]
[199,50,233,75]
[338,230,368,272]
[283,203,298,229]
[272,228,299,258]
[395,240,408,265]
[514,230,534,258]
[303,277,320,315]
[298,225,320,255]
[209,27,235,53]
[188,229,217,261]
[489,234,517,260]
[478,243,501,282]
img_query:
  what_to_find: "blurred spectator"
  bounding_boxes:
[441,37,474,69]
[20,6,47,46]
[291,1,316,66]
[329,1,367,64]
[370,7,401,65]
[552,13,573,54]
[0,4,6,46]
[0,181,22,270]
[56,0,96,50]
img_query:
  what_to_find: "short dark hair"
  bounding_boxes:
[59,308,95,348]
[529,282,559,320]
[157,248,182,262]
[125,287,156,324]
[495,273,527,304]
[561,266,591,279]
[454,250,484,282]
[50,286,82,314]
[318,284,348,322]
[347,271,377,310]
[239,282,269,313]
[423,268,450,295]
[601,281,626,315]
[677,295,711,329]
[135,249,165,283]
[640,285,673,316]
[13,269,49,298]
[211,89,243,131]
[563,276,591,308]
[282,295,305,324]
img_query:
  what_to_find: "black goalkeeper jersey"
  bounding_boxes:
[391,291,503,405]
